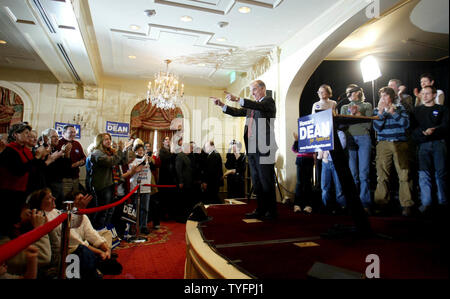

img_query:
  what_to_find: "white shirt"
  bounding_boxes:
[69,215,107,253]
[129,156,152,194]
[311,99,337,114]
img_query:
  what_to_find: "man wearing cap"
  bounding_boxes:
[56,125,86,196]
[340,85,373,213]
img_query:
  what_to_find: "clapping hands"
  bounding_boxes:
[73,193,93,209]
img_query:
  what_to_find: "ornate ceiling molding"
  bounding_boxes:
[153,0,284,15]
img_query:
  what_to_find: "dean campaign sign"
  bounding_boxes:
[106,121,130,138]
[55,122,81,139]
[298,109,334,153]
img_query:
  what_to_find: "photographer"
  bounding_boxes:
[90,133,132,230]
[129,144,158,233]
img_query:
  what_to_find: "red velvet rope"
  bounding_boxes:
[0,213,68,264]
[77,185,140,215]
[142,184,177,188]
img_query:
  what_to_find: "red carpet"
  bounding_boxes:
[104,221,186,279]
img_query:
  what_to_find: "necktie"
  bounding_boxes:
[247,110,254,138]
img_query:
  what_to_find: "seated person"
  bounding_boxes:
[28,188,115,278]
[0,202,51,278]
[0,245,39,279]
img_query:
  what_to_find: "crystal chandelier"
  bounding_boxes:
[146,59,184,110]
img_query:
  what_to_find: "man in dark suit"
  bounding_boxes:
[175,143,194,222]
[211,80,278,220]
[201,141,224,204]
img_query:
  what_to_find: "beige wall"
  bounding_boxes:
[0,77,246,183]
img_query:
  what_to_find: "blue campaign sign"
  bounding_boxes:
[106,121,129,138]
[55,122,81,139]
[298,109,334,153]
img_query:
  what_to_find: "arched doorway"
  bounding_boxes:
[130,100,183,150]
[0,86,24,133]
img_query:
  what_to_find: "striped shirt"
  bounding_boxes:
[373,104,409,141]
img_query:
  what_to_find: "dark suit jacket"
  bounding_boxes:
[202,151,223,188]
[175,152,193,188]
[225,153,246,177]
[224,96,277,156]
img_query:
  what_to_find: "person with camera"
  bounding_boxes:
[90,133,133,230]
[129,143,158,233]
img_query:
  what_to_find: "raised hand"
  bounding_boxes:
[124,139,134,151]
[46,150,64,165]
[377,99,387,114]
[210,97,225,107]
[74,193,93,209]
[349,105,360,116]
[30,209,47,228]
[225,91,239,102]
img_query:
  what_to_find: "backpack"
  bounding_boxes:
[85,155,94,193]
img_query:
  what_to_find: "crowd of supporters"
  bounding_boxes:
[292,73,448,219]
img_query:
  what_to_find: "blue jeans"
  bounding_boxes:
[321,160,346,207]
[418,140,447,208]
[347,135,372,208]
[93,185,115,230]
[134,193,150,230]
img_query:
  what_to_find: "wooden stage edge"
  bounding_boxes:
[184,199,252,279]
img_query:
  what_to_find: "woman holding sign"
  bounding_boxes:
[311,85,346,213]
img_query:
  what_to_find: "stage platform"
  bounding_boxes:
[184,200,449,279]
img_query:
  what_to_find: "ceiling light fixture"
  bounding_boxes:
[218,21,229,28]
[147,59,184,110]
[180,16,193,22]
[0,40,7,44]
[145,9,156,17]
[217,37,227,42]
[130,25,140,30]
[238,6,251,14]
[128,55,137,59]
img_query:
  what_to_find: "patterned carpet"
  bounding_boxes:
[104,221,186,279]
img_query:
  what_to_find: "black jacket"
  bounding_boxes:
[224,96,277,157]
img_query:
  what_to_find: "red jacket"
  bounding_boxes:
[0,142,34,192]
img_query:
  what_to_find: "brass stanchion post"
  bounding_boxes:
[129,180,147,243]
[58,201,73,279]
